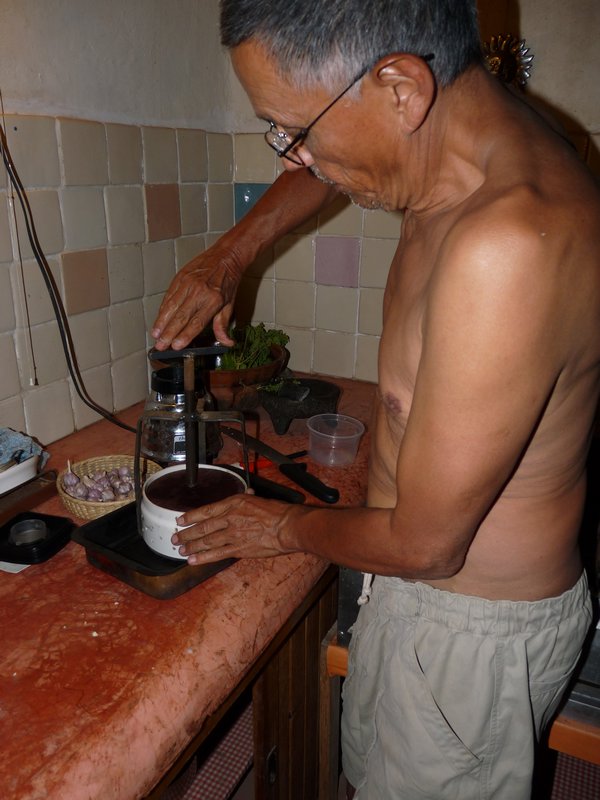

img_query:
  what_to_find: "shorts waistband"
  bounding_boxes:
[371,571,590,636]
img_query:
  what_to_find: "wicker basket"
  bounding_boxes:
[57,455,160,521]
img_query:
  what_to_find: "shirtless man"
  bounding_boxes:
[152,2,599,797]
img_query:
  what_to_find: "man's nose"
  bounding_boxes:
[282,144,314,171]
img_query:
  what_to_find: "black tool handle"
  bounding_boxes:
[278,463,339,504]
[225,465,306,504]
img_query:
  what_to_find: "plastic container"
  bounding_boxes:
[0,455,39,495]
[307,414,365,467]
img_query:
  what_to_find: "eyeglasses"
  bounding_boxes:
[264,54,434,166]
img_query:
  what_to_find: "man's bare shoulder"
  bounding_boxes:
[425,164,600,378]
[437,160,600,300]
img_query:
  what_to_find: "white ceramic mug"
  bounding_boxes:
[141,464,246,560]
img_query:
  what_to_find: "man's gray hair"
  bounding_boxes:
[220,0,482,91]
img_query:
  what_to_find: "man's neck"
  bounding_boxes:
[403,66,499,217]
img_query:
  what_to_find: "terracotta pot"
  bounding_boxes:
[207,345,289,409]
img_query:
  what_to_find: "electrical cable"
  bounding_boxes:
[0,122,136,434]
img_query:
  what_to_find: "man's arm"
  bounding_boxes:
[152,168,337,350]
[173,209,565,579]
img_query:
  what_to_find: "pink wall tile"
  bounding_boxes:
[145,184,182,242]
[62,248,110,315]
[315,236,360,287]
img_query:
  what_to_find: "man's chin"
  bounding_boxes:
[310,167,384,210]
[310,165,336,186]
[349,194,383,210]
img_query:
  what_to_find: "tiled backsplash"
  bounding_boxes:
[2,115,597,447]
[0,116,398,445]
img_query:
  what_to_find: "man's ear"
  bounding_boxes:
[371,54,436,132]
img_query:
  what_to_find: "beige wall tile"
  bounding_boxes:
[0,193,12,262]
[12,257,61,327]
[207,183,234,232]
[61,187,107,250]
[111,350,149,411]
[4,115,60,187]
[234,133,278,182]
[363,209,403,238]
[106,123,143,184]
[0,396,26,431]
[142,240,176,294]
[358,287,384,336]
[142,127,178,183]
[360,238,396,288]
[284,327,313,373]
[274,235,315,281]
[144,294,163,341]
[105,185,145,245]
[313,331,355,378]
[207,133,234,182]
[318,196,363,236]
[145,184,181,242]
[62,248,110,315]
[59,118,108,186]
[250,279,275,325]
[291,215,319,236]
[205,232,222,249]
[0,333,20,399]
[180,183,207,235]
[70,364,114,430]
[109,299,146,360]
[246,247,275,279]
[275,280,315,328]
[108,245,144,303]
[235,276,275,326]
[16,321,68,387]
[355,335,380,383]
[316,285,358,333]
[68,309,110,370]
[177,129,208,182]
[24,380,74,444]
[0,264,16,332]
[175,235,206,268]
[14,189,64,258]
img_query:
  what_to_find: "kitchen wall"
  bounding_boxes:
[0,0,598,446]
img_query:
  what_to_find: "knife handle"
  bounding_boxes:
[225,465,306,504]
[250,473,306,504]
[278,463,339,504]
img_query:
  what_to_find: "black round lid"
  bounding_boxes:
[151,365,184,394]
[151,364,210,394]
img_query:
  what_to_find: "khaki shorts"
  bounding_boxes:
[341,572,592,800]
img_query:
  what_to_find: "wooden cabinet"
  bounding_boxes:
[146,565,339,800]
[253,567,338,799]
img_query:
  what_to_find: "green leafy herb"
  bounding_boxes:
[259,377,300,393]
[218,323,289,370]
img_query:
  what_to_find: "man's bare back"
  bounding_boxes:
[369,68,600,600]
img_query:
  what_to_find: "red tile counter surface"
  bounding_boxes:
[0,377,375,800]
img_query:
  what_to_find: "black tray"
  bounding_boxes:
[73,501,187,576]
[72,502,234,599]
[0,511,74,565]
[72,466,304,598]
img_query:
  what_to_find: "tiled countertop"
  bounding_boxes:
[0,377,375,800]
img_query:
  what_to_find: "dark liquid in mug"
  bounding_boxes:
[146,469,244,512]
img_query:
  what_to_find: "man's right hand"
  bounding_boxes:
[151,242,244,351]
[151,169,337,351]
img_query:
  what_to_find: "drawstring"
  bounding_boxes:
[357,572,373,605]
